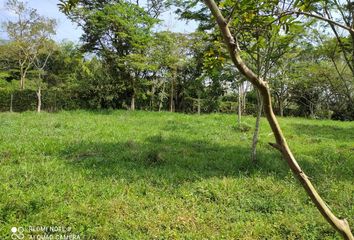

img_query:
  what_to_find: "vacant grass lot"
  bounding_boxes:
[0,110,353,239]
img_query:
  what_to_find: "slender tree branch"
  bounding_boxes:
[278,10,354,34]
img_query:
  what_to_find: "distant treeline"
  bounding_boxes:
[0,88,251,114]
[1,87,350,121]
[0,0,353,120]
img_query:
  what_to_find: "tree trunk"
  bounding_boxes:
[159,82,165,112]
[20,71,25,90]
[131,76,136,111]
[237,84,242,125]
[197,98,201,115]
[151,83,156,111]
[10,94,13,112]
[279,99,284,117]
[158,100,162,112]
[170,70,175,112]
[169,83,174,112]
[310,102,314,118]
[37,86,41,113]
[131,92,135,111]
[251,90,263,163]
[242,83,247,113]
[203,1,354,238]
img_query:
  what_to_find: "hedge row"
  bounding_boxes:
[0,89,245,113]
[0,89,82,112]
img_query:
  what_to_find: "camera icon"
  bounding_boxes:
[11,227,24,239]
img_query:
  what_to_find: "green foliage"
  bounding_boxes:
[58,0,79,13]
[0,75,17,92]
[0,89,83,112]
[0,111,352,239]
[77,2,157,53]
[62,1,159,109]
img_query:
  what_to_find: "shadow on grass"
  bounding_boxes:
[61,136,291,184]
[59,133,353,184]
[290,123,354,142]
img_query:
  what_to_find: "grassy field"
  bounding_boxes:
[0,110,353,239]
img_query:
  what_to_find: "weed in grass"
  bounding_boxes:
[145,149,166,166]
[125,139,137,149]
[233,122,252,132]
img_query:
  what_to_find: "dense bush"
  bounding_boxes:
[0,89,83,112]
[0,90,36,112]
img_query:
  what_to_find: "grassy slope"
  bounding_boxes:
[0,110,353,239]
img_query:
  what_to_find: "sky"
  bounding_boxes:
[0,0,198,43]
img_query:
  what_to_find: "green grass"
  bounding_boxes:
[0,110,353,239]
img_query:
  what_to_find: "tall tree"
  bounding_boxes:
[32,40,56,113]
[61,0,158,110]
[2,0,56,90]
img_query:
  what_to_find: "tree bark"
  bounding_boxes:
[203,0,354,238]
[10,94,13,113]
[310,102,315,118]
[197,98,201,115]
[170,68,176,112]
[170,81,174,112]
[242,82,247,113]
[159,81,165,112]
[131,77,136,111]
[131,92,135,111]
[20,71,25,90]
[19,60,31,90]
[37,86,41,113]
